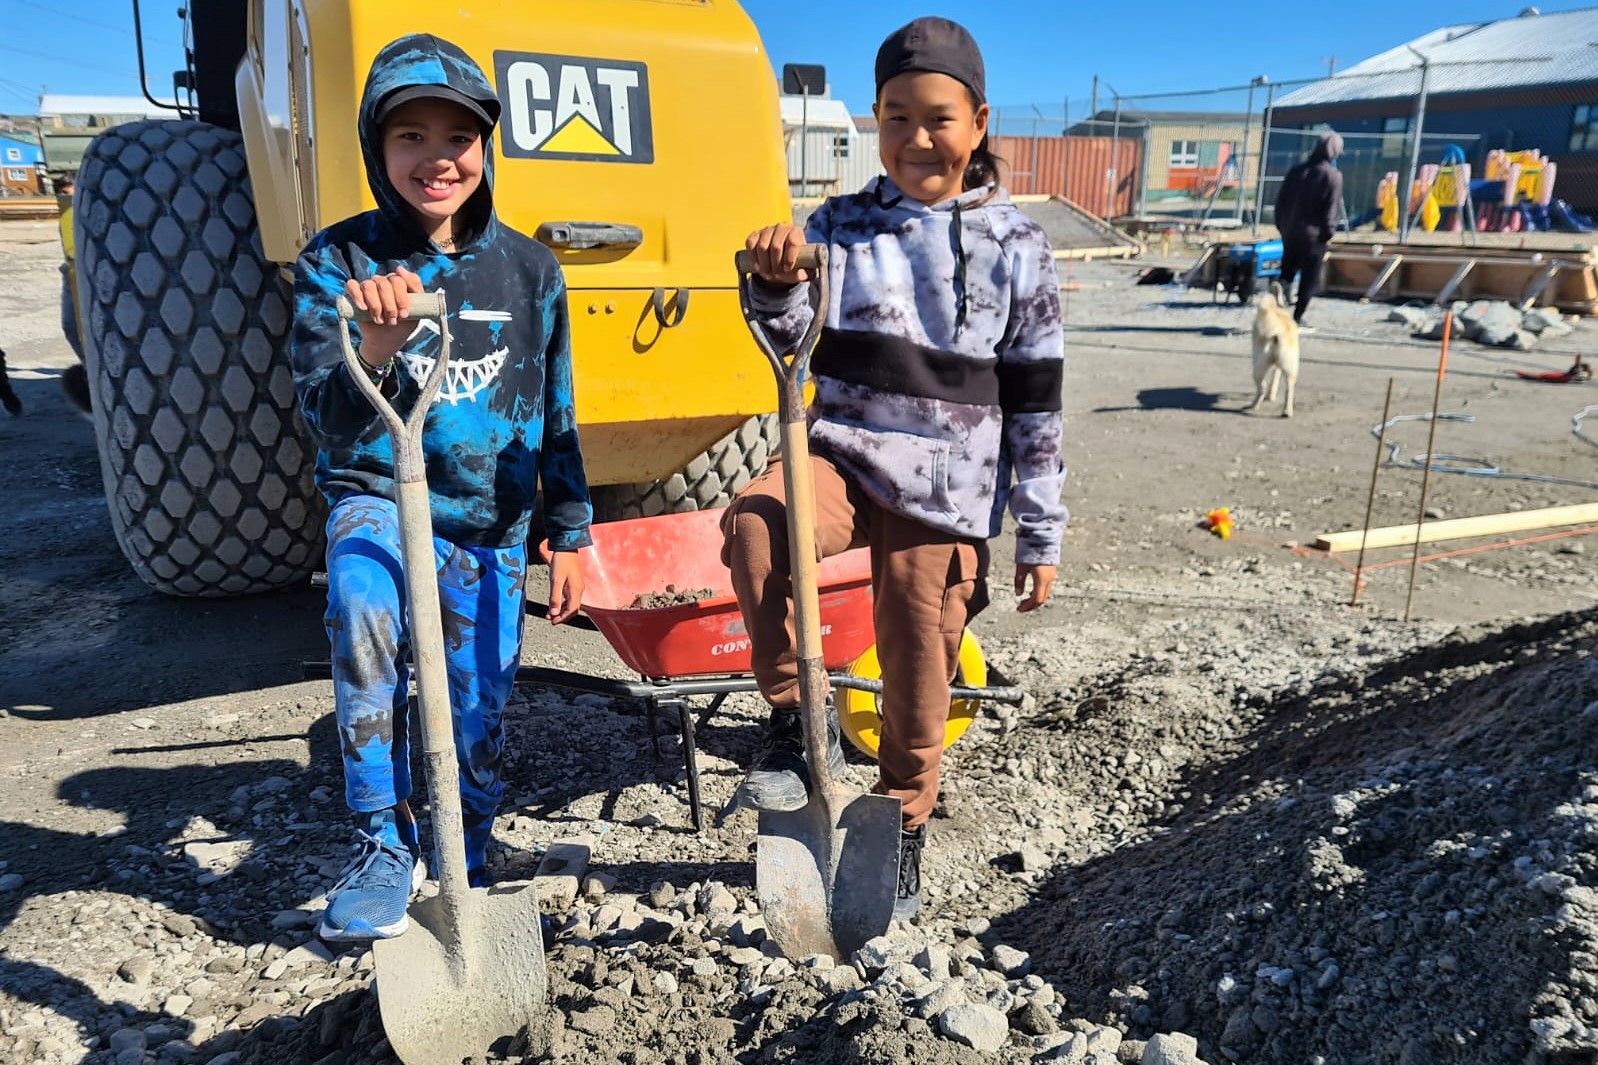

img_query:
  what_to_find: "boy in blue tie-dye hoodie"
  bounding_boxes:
[290,34,592,941]
[726,17,1067,922]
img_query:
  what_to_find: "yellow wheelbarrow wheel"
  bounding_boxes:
[837,630,987,759]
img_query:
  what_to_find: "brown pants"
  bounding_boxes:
[721,455,987,828]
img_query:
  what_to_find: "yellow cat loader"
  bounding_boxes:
[71,0,789,595]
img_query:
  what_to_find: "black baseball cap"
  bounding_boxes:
[874,17,986,103]
[376,84,499,132]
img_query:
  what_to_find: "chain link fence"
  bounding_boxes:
[988,53,1596,243]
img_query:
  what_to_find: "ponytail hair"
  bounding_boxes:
[964,133,1001,190]
[964,87,1001,190]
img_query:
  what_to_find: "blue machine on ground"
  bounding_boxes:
[1215,239,1283,303]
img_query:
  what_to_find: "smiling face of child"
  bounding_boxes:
[873,71,990,205]
[381,96,485,242]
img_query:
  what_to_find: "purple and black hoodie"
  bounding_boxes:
[747,175,1068,565]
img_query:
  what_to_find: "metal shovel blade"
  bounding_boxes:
[372,884,549,1065]
[757,790,902,960]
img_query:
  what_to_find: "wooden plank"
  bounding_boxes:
[1361,255,1403,302]
[1315,502,1598,553]
[1434,260,1475,304]
[1519,262,1561,310]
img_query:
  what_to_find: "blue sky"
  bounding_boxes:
[0,0,1590,114]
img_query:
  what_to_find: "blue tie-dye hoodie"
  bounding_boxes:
[290,34,592,551]
[748,176,1067,565]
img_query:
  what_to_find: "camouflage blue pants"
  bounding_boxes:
[324,495,527,878]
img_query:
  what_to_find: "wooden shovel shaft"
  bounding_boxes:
[737,245,836,796]
[335,294,472,942]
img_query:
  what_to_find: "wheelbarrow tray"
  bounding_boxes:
[581,508,874,678]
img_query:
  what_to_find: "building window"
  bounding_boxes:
[833,132,849,159]
[1571,104,1598,152]
[1381,117,1409,158]
[1169,139,1199,168]
[5,168,29,181]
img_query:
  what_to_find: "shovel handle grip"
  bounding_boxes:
[337,292,445,323]
[334,293,450,484]
[734,246,824,275]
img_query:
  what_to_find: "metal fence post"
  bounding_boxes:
[1109,96,1122,217]
[1236,78,1257,223]
[1252,82,1276,237]
[1399,52,1431,244]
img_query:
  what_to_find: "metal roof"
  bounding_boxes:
[1276,5,1598,108]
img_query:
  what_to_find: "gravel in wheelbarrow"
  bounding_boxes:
[581,508,876,679]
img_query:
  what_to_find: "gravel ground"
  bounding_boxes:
[3,216,1597,1065]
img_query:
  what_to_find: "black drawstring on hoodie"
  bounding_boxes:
[951,201,968,337]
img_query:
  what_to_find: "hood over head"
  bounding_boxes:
[1310,131,1344,163]
[358,34,501,250]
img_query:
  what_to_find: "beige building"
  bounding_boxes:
[36,95,174,174]
[1070,110,1267,208]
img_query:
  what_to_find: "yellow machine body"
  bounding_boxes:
[236,0,791,485]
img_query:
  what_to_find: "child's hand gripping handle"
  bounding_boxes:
[337,292,445,324]
[734,245,828,420]
[333,293,450,485]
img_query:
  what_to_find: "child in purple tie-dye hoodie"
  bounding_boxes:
[723,17,1066,921]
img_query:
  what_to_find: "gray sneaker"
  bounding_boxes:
[735,705,850,812]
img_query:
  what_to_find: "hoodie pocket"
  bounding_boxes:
[809,420,957,518]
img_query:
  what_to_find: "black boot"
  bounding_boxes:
[895,824,925,921]
[735,703,850,813]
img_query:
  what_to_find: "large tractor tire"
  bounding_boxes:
[590,413,778,521]
[75,120,324,596]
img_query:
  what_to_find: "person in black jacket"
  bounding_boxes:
[1274,132,1344,328]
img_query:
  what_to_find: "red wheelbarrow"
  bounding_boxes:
[309,506,1021,831]
[521,506,1022,830]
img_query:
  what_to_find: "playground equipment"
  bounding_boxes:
[1367,146,1592,236]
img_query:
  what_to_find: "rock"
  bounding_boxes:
[1523,306,1572,336]
[698,882,738,918]
[653,970,679,995]
[1458,300,1533,349]
[648,881,676,909]
[270,909,315,930]
[815,966,863,995]
[582,872,616,901]
[283,940,336,967]
[990,944,1032,977]
[1012,999,1057,1035]
[916,942,953,981]
[0,873,21,892]
[1018,843,1051,872]
[163,993,193,1016]
[724,914,765,946]
[109,1029,147,1055]
[262,958,289,980]
[937,1003,1009,1052]
[570,1005,617,1035]
[1387,305,1434,331]
[204,1054,243,1065]
[855,935,904,975]
[535,837,593,909]
[1142,1032,1204,1065]
[117,957,154,984]
[1085,1026,1122,1056]
[182,841,249,874]
[913,977,968,1020]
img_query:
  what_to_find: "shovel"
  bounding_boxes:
[334,293,548,1065]
[734,246,902,961]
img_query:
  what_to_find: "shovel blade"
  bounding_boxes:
[757,791,901,960]
[373,885,549,1065]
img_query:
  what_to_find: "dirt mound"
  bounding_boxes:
[995,610,1598,1065]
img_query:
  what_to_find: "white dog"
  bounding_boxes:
[1247,282,1300,418]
